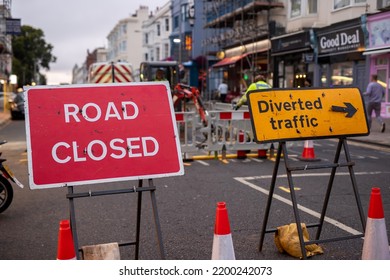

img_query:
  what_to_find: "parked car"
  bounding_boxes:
[8,91,25,120]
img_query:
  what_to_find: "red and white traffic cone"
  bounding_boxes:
[57,219,77,260]
[299,140,320,161]
[362,187,390,260]
[212,202,235,260]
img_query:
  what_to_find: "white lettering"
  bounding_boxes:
[51,136,160,163]
[142,136,159,156]
[52,142,71,163]
[110,138,127,159]
[320,30,360,49]
[73,141,86,162]
[105,102,122,120]
[87,140,107,161]
[122,101,139,120]
[63,101,139,123]
[64,104,80,123]
[340,30,359,45]
[320,34,339,49]
[82,103,101,122]
[127,137,142,157]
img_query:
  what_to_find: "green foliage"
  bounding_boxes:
[12,25,56,86]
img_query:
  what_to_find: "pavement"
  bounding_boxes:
[0,109,389,148]
[348,117,390,148]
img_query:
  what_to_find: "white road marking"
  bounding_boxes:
[196,160,209,166]
[233,171,388,235]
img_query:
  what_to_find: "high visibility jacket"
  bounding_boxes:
[237,81,271,107]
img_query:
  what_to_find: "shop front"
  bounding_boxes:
[271,30,315,88]
[315,18,366,93]
[363,11,390,118]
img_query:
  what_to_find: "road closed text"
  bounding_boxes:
[51,101,159,163]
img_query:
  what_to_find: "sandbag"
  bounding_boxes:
[81,242,120,260]
[274,223,323,258]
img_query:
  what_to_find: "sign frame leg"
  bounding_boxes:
[66,179,166,260]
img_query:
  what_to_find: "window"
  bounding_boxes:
[156,47,160,61]
[289,0,317,18]
[120,40,127,52]
[185,35,192,51]
[174,16,179,29]
[331,62,353,86]
[164,43,169,58]
[145,33,149,45]
[334,0,366,10]
[165,18,170,32]
[290,0,302,18]
[157,24,161,36]
[181,4,188,22]
[378,0,390,9]
[307,0,317,14]
[120,24,127,35]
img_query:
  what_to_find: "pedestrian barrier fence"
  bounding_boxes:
[175,110,270,157]
[175,111,200,154]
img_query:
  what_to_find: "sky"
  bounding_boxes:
[12,0,168,85]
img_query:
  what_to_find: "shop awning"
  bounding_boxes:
[363,47,390,56]
[212,54,248,68]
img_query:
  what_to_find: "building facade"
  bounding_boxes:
[107,6,150,79]
[0,0,15,86]
[142,2,171,62]
[204,0,285,97]
[72,47,107,84]
[364,9,390,117]
[271,0,378,91]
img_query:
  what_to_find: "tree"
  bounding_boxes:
[12,25,57,86]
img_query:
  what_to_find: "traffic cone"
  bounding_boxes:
[362,187,390,260]
[212,202,235,260]
[299,140,320,161]
[57,219,77,260]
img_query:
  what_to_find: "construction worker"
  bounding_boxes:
[234,74,271,110]
[154,68,167,81]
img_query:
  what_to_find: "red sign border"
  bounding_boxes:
[24,82,184,189]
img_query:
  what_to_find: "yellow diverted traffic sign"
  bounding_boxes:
[247,87,369,143]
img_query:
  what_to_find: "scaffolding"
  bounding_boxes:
[0,0,12,81]
[202,0,284,98]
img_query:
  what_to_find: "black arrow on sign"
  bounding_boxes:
[331,102,357,118]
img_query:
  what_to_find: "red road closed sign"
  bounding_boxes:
[25,82,184,189]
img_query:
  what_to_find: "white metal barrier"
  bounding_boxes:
[175,110,270,155]
[204,110,270,153]
[175,111,201,154]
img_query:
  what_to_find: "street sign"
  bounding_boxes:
[5,18,21,35]
[247,87,369,143]
[25,82,184,189]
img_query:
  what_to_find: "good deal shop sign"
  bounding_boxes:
[24,82,184,189]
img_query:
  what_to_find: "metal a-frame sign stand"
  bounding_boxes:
[25,82,182,260]
[258,138,366,259]
[66,178,165,260]
[247,87,370,259]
